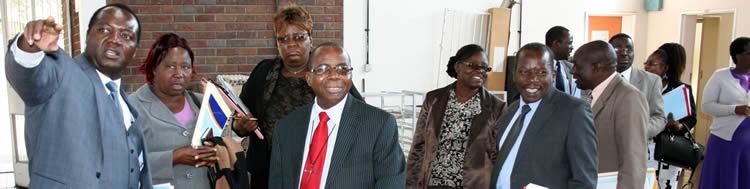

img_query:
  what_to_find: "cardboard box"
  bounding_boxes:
[486,8,512,91]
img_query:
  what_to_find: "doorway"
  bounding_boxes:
[585,14,636,42]
[678,9,735,189]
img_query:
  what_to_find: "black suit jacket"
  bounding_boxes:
[269,96,406,188]
[490,89,598,189]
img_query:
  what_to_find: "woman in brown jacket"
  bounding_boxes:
[406,44,506,188]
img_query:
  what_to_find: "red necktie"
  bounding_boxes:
[300,112,330,189]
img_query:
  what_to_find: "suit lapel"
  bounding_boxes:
[593,75,623,118]
[430,84,451,142]
[521,90,558,139]
[490,101,519,185]
[630,68,643,86]
[467,88,491,144]
[137,85,187,129]
[75,55,110,167]
[290,104,312,184]
[325,97,359,187]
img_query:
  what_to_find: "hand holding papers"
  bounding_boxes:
[192,78,263,147]
[662,85,692,121]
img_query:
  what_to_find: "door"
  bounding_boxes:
[681,12,735,188]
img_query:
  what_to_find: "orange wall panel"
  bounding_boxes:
[588,16,622,41]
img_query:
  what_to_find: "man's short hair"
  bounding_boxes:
[545,26,569,46]
[87,3,141,45]
[608,33,631,43]
[307,42,349,69]
[516,42,555,71]
[576,40,617,68]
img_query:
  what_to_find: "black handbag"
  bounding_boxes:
[653,129,705,169]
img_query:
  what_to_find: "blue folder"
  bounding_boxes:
[662,85,692,120]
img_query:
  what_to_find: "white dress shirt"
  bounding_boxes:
[298,94,348,188]
[495,98,542,189]
[591,72,619,106]
[620,66,633,82]
[11,33,134,130]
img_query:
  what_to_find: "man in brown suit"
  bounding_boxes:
[570,41,648,189]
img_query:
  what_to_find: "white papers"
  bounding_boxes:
[662,85,692,120]
[153,183,174,189]
[597,168,657,189]
[525,183,548,189]
[493,46,505,72]
[591,30,609,41]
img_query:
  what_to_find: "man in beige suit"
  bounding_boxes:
[570,41,648,189]
[609,33,666,138]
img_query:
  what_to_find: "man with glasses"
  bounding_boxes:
[608,34,666,171]
[268,42,406,188]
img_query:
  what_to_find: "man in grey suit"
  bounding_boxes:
[268,42,406,189]
[4,4,152,188]
[546,26,578,96]
[609,33,666,138]
[571,41,648,189]
[490,43,598,189]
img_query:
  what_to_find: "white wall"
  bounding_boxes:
[77,0,106,51]
[343,0,501,93]
[344,0,657,93]
[520,0,650,67]
[646,0,749,63]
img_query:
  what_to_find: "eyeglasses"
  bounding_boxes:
[311,64,354,76]
[460,62,492,72]
[277,33,309,44]
[643,61,664,67]
[614,47,633,53]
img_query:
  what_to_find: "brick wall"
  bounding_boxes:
[71,0,82,56]
[104,0,344,92]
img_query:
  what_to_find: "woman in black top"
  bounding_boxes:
[234,5,361,189]
[643,43,697,188]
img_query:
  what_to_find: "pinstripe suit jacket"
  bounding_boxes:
[269,96,406,188]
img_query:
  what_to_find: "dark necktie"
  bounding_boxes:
[496,105,532,168]
[555,61,566,92]
[105,81,123,119]
[300,112,330,189]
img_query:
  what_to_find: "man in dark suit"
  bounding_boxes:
[269,42,406,189]
[490,43,598,189]
[4,4,152,188]
[508,26,578,102]
[571,41,648,189]
[546,26,578,96]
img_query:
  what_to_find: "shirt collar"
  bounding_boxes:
[96,69,121,95]
[518,96,542,112]
[312,94,349,125]
[592,72,619,105]
[620,66,633,82]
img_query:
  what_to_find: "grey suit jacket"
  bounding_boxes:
[5,46,152,188]
[558,60,578,96]
[490,89,598,189]
[130,84,210,189]
[269,96,406,188]
[592,75,648,189]
[628,68,666,138]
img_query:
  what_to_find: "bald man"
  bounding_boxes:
[268,42,406,189]
[570,41,648,189]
